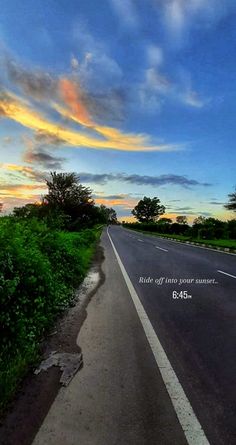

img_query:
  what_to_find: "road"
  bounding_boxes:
[32,226,236,445]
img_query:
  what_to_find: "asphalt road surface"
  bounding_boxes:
[32,226,236,445]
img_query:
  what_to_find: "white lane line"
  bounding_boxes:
[217,270,236,279]
[156,246,168,252]
[124,228,236,256]
[138,238,144,242]
[154,237,236,256]
[107,228,210,445]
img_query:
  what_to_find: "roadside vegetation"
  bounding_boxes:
[125,194,236,249]
[0,172,117,414]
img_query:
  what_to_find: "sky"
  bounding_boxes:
[0,0,236,222]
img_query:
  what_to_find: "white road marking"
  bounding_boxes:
[217,270,236,279]
[138,238,144,242]
[107,228,210,445]
[156,246,168,252]
[124,228,236,256]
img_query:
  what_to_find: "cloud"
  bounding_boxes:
[72,23,123,90]
[173,210,212,216]
[95,197,137,208]
[147,45,163,67]
[34,130,65,145]
[4,56,58,101]
[93,192,139,209]
[0,90,176,152]
[23,148,65,169]
[93,193,126,200]
[208,201,224,205]
[145,68,171,94]
[2,136,13,145]
[183,90,205,108]
[109,0,139,28]
[78,172,212,188]
[0,163,46,182]
[138,64,205,111]
[174,206,193,210]
[0,182,46,199]
[157,0,233,44]
[2,48,125,125]
[0,196,42,213]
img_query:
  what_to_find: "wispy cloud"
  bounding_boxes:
[157,0,232,44]
[0,163,46,182]
[109,0,139,29]
[146,45,164,67]
[183,90,205,108]
[0,182,45,199]
[208,201,224,205]
[3,55,58,101]
[78,172,212,188]
[23,147,65,170]
[0,90,176,152]
[138,63,206,112]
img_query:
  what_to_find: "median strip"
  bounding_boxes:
[107,228,210,445]
[217,270,236,279]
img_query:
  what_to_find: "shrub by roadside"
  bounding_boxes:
[0,216,102,413]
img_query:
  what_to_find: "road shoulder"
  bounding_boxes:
[32,230,188,445]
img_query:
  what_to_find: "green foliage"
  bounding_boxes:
[43,172,94,229]
[0,216,101,412]
[132,196,165,223]
[12,174,117,230]
[99,205,117,224]
[124,217,236,241]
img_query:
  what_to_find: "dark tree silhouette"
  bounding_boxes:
[225,187,236,212]
[43,172,94,227]
[176,215,188,224]
[132,196,165,223]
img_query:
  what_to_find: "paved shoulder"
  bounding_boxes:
[32,229,188,445]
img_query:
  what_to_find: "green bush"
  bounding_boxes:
[0,216,101,412]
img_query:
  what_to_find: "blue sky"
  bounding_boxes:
[0,0,235,221]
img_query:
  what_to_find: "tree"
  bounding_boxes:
[0,203,3,213]
[176,215,188,224]
[193,216,206,225]
[225,187,236,212]
[98,205,117,224]
[132,196,165,223]
[43,172,94,228]
[13,203,42,218]
[158,217,172,224]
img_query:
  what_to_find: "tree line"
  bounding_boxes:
[126,191,236,240]
[1,172,117,229]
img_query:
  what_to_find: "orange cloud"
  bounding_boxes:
[55,79,162,149]
[117,215,136,223]
[0,162,45,182]
[59,78,92,126]
[0,92,174,152]
[95,196,138,208]
[0,183,45,199]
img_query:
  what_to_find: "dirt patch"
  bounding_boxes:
[0,243,105,445]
